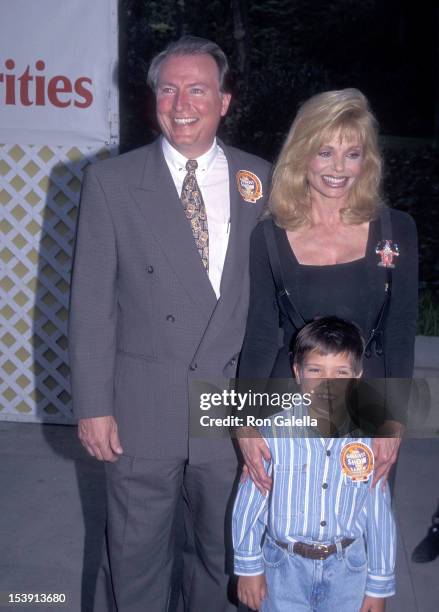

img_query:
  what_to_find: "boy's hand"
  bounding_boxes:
[237,574,267,610]
[360,595,386,611]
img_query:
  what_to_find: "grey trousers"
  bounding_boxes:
[104,455,239,612]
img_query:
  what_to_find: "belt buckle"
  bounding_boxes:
[315,543,329,560]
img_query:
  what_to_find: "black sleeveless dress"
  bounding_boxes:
[239,209,418,382]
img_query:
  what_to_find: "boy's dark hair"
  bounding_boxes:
[291,316,365,375]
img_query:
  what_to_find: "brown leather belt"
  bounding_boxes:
[275,537,355,560]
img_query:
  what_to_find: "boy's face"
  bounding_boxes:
[293,350,362,430]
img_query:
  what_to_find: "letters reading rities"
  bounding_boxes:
[0,59,93,108]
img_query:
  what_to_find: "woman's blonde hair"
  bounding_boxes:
[269,88,383,229]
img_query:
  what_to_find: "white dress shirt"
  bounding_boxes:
[162,137,230,299]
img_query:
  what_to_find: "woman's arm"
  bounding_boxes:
[385,210,418,380]
[372,211,418,483]
[238,221,282,380]
[382,211,418,426]
[236,221,281,493]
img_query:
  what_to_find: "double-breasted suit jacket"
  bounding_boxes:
[69,138,271,463]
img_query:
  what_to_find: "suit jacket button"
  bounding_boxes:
[166,314,175,322]
[147,265,154,273]
[190,363,197,371]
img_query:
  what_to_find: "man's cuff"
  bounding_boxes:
[365,573,395,597]
[234,552,264,575]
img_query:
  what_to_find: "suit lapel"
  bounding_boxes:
[129,139,217,317]
[219,145,249,303]
[202,143,257,337]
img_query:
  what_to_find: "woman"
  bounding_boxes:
[237,89,418,492]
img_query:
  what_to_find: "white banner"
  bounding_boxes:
[0,0,118,423]
[0,0,118,145]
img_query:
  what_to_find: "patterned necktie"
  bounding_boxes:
[180,159,209,272]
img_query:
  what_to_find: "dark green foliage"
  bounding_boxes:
[418,289,439,336]
[119,0,437,155]
[383,145,439,297]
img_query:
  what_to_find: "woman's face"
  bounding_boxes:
[306,132,364,204]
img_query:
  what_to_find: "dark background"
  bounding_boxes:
[118,0,439,310]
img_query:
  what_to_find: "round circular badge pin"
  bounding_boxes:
[236,170,263,203]
[340,442,374,483]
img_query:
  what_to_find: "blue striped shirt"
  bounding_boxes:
[232,419,396,598]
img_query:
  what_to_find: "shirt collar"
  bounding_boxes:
[161,137,219,175]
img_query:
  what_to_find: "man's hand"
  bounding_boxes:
[236,427,272,495]
[78,416,123,462]
[372,422,403,488]
[360,595,386,611]
[237,574,267,611]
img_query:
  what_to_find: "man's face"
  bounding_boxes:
[294,350,362,429]
[155,54,231,158]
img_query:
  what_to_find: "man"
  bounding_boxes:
[69,36,271,611]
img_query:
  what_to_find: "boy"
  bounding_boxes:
[233,316,396,611]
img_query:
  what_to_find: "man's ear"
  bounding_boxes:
[293,364,301,383]
[220,93,232,116]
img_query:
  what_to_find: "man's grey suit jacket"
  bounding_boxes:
[69,138,271,463]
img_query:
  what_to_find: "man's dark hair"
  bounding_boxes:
[147,35,232,94]
[291,316,365,375]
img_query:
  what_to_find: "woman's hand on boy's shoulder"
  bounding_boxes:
[236,427,272,495]
[360,595,386,611]
[372,434,402,488]
[237,574,267,611]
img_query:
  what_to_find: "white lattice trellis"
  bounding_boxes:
[0,144,115,422]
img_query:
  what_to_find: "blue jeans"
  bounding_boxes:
[261,535,367,611]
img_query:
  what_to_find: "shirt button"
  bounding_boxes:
[320,520,326,527]
[229,358,236,366]
[166,314,175,322]
[322,483,328,489]
[326,450,331,456]
[147,265,154,273]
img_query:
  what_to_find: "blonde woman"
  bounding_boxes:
[237,89,418,495]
